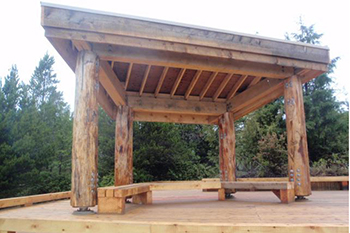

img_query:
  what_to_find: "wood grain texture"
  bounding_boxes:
[71,50,99,208]
[115,106,133,186]
[284,76,311,196]
[218,112,236,184]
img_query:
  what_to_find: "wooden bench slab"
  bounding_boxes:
[221,181,294,190]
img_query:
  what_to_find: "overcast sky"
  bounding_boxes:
[1,0,349,109]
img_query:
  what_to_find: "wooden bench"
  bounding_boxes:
[97,184,152,214]
[220,181,295,203]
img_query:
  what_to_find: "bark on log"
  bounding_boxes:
[71,50,99,208]
[115,106,133,186]
[284,75,311,196]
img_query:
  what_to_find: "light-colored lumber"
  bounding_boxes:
[184,70,202,100]
[114,185,150,197]
[150,181,202,190]
[114,106,133,186]
[0,192,70,209]
[124,63,133,90]
[170,68,186,97]
[222,181,294,190]
[284,75,311,197]
[98,197,125,214]
[227,78,284,113]
[99,60,126,105]
[226,75,248,101]
[232,85,284,120]
[127,96,226,116]
[71,50,99,208]
[44,27,330,72]
[218,112,236,183]
[94,44,294,79]
[133,112,217,125]
[97,85,116,119]
[218,189,225,201]
[139,65,151,96]
[248,76,262,88]
[272,189,295,204]
[213,73,232,101]
[46,37,77,72]
[199,72,218,100]
[154,67,169,97]
[42,5,330,64]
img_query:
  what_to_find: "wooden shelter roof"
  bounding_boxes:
[41,3,330,124]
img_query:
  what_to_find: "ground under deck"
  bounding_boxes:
[0,190,348,233]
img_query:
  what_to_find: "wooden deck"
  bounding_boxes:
[0,190,348,233]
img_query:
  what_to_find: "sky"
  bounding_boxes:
[0,0,349,109]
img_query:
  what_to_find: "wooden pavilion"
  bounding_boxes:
[40,3,330,212]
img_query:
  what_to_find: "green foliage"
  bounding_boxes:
[0,54,72,198]
[310,154,349,176]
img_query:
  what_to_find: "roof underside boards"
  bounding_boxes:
[41,3,330,124]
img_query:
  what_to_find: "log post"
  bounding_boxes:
[115,106,133,186]
[218,112,236,194]
[284,75,311,197]
[71,50,99,208]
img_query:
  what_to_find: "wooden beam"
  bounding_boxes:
[115,106,133,186]
[218,112,236,185]
[170,68,186,97]
[128,91,226,102]
[97,84,116,119]
[232,86,284,120]
[45,27,330,73]
[125,63,133,90]
[154,67,169,97]
[213,73,232,101]
[99,60,126,105]
[139,65,151,96]
[133,112,218,125]
[222,181,294,190]
[226,75,248,101]
[71,50,99,208]
[72,40,91,51]
[227,78,283,113]
[200,72,218,100]
[47,37,77,72]
[127,96,226,116]
[42,7,330,64]
[284,76,311,197]
[185,70,202,100]
[0,192,70,209]
[248,76,262,88]
[94,44,294,79]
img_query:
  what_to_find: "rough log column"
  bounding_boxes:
[284,75,311,197]
[71,51,99,208]
[218,112,236,199]
[115,106,133,186]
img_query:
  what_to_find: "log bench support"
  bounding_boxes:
[98,184,151,214]
[222,181,295,204]
[284,76,311,197]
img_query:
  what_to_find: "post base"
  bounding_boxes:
[73,207,95,215]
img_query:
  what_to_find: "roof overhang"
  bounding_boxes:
[41,2,329,124]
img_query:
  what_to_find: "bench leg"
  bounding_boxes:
[341,181,348,190]
[272,189,295,204]
[98,197,125,214]
[133,191,152,205]
[218,188,225,201]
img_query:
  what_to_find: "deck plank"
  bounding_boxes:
[0,190,348,233]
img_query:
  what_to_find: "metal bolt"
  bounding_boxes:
[297,174,301,177]
[298,183,301,186]
[290,174,294,177]
[290,170,294,173]
[297,178,301,181]
[297,168,300,172]
[290,178,294,182]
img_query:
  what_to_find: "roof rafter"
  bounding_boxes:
[185,70,202,100]
[226,75,248,101]
[170,68,186,97]
[200,71,218,100]
[213,73,233,101]
[155,67,169,97]
[139,65,151,96]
